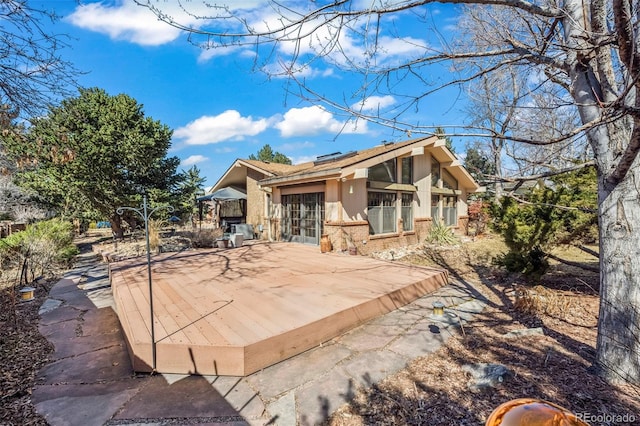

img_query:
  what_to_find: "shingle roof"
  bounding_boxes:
[243,137,431,178]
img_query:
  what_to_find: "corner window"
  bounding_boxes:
[368,191,396,234]
[442,169,458,190]
[368,159,396,183]
[431,157,440,187]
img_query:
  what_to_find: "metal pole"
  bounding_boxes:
[143,195,157,373]
[117,195,173,374]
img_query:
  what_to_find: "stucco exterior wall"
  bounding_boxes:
[341,179,367,221]
[246,169,267,237]
[413,152,431,218]
[325,179,340,222]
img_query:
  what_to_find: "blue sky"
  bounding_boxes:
[35,1,467,188]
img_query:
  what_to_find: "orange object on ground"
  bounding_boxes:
[485,398,589,426]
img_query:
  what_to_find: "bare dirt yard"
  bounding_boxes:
[1,232,640,425]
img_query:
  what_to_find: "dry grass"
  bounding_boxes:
[512,285,573,318]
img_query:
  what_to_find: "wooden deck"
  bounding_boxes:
[110,242,448,376]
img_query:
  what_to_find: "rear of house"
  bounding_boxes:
[208,136,480,254]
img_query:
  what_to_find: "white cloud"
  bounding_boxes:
[198,44,247,62]
[351,95,396,112]
[277,141,315,151]
[275,105,368,137]
[181,155,208,166]
[174,110,269,145]
[66,2,185,46]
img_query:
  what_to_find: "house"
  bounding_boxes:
[209,136,480,254]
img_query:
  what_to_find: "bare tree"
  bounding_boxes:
[139,0,640,384]
[0,0,79,118]
[463,67,523,200]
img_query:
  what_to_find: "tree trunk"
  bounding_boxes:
[595,162,640,384]
[562,0,640,384]
[493,139,503,202]
[110,214,124,239]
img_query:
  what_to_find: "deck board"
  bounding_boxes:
[110,242,448,376]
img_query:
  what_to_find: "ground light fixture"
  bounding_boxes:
[117,195,174,373]
[20,287,35,301]
[432,301,445,316]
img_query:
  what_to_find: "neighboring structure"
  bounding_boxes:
[208,136,480,254]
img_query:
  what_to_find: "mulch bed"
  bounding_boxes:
[329,242,640,425]
[0,282,53,425]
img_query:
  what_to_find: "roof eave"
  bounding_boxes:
[209,159,277,193]
[259,168,342,187]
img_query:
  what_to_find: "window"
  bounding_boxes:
[442,169,458,190]
[368,191,396,234]
[431,157,440,186]
[401,157,413,184]
[443,196,457,226]
[431,195,440,222]
[401,193,413,231]
[369,159,396,182]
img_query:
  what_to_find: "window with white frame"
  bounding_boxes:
[401,193,413,231]
[443,195,457,226]
[368,191,396,234]
[431,195,440,222]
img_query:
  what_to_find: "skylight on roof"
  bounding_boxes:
[314,151,357,165]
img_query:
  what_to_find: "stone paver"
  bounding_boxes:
[264,392,297,426]
[295,368,355,426]
[245,342,353,401]
[34,248,488,425]
[339,349,409,388]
